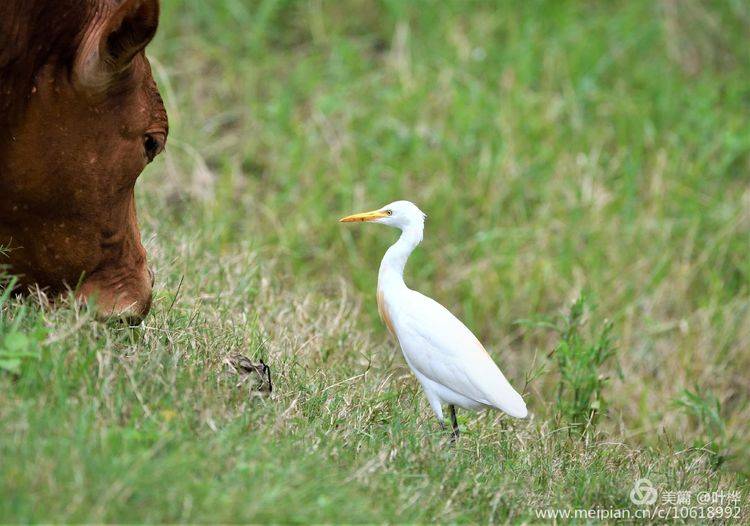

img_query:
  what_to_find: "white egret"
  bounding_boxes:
[340,200,527,439]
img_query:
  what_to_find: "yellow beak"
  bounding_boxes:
[339,209,389,222]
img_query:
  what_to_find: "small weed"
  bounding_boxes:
[551,296,618,436]
[675,388,730,469]
[0,280,47,374]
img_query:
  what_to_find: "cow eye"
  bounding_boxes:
[143,132,165,162]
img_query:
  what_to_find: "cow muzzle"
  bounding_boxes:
[78,263,154,325]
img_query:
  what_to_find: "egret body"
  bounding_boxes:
[340,201,527,438]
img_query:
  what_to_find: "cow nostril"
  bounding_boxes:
[122,313,145,327]
[147,267,155,287]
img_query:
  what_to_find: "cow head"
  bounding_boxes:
[0,0,167,323]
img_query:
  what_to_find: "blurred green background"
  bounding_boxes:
[2,0,749,522]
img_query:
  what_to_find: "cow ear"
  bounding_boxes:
[103,0,160,69]
[76,0,159,89]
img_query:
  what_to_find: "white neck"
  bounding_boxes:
[378,223,423,291]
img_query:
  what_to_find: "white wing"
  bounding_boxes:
[391,290,527,418]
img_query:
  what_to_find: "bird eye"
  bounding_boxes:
[143,132,165,163]
[386,210,393,216]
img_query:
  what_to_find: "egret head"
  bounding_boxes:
[340,200,426,230]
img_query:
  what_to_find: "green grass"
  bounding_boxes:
[2,0,749,522]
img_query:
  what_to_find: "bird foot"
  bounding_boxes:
[449,405,460,442]
[439,421,459,445]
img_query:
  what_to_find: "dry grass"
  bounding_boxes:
[1,0,748,522]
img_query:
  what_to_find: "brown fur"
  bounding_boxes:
[0,0,167,321]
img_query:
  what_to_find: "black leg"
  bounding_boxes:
[449,405,460,441]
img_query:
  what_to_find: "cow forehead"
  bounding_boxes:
[0,0,88,132]
[1,0,166,133]
[99,53,169,133]
[142,62,169,133]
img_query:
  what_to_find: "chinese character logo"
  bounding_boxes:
[630,478,658,506]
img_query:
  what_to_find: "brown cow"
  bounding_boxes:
[0,0,168,323]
